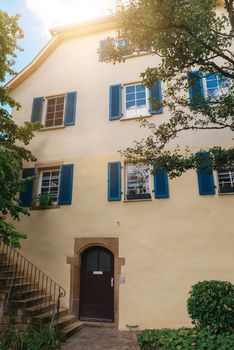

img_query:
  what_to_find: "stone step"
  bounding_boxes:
[0,271,24,278]
[49,314,78,330]
[0,282,35,293]
[0,264,14,271]
[0,258,8,264]
[11,294,51,308]
[12,288,42,300]
[61,320,85,340]
[23,302,56,316]
[32,307,68,324]
[0,276,25,286]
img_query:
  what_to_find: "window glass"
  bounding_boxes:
[45,96,65,127]
[126,163,151,200]
[205,73,230,100]
[39,168,60,204]
[124,84,148,118]
[217,166,234,194]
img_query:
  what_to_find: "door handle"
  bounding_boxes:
[111,277,114,287]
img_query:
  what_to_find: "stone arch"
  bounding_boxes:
[66,238,125,327]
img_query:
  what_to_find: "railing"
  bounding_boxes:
[0,240,66,327]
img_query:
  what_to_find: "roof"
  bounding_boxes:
[7,16,116,90]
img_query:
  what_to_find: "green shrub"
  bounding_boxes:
[0,326,60,350]
[187,280,234,333]
[35,193,53,209]
[137,328,234,350]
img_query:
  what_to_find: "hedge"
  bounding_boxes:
[187,280,234,333]
[137,328,234,350]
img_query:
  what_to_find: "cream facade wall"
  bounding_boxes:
[10,25,234,330]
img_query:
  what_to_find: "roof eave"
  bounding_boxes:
[7,15,116,91]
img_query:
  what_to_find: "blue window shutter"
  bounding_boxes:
[149,81,163,114]
[108,162,122,201]
[154,169,169,198]
[31,97,43,123]
[19,168,35,207]
[58,164,74,205]
[109,84,122,120]
[64,92,77,126]
[196,152,215,195]
[188,71,204,108]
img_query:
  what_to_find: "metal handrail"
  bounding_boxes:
[0,239,66,326]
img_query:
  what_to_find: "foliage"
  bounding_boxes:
[137,328,234,350]
[101,0,234,177]
[187,280,234,333]
[0,11,23,108]
[34,193,54,209]
[0,326,60,350]
[0,10,39,247]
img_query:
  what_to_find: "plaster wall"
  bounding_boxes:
[10,25,234,329]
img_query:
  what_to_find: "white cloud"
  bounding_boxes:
[25,0,116,36]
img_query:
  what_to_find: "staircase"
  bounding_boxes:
[0,240,84,339]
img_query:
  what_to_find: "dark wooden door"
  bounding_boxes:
[79,246,114,322]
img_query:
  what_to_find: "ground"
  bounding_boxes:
[62,327,140,350]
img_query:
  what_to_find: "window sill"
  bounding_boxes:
[218,192,234,196]
[38,125,65,132]
[30,205,60,210]
[120,115,152,122]
[123,198,152,203]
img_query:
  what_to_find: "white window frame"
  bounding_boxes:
[42,94,66,128]
[37,168,61,205]
[203,73,230,100]
[123,83,149,119]
[217,167,234,194]
[125,163,151,200]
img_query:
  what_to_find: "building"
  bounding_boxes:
[7,15,234,330]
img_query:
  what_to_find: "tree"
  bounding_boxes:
[102,0,234,177]
[0,11,38,247]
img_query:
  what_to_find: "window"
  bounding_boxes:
[217,166,234,194]
[20,164,74,207]
[45,96,65,127]
[126,163,151,200]
[109,82,162,120]
[204,73,230,100]
[31,92,77,127]
[124,84,148,118]
[38,168,60,204]
[99,38,129,61]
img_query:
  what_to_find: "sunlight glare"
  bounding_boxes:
[25,0,116,35]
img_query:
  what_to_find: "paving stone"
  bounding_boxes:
[61,326,140,350]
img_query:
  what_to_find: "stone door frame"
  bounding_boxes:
[66,237,125,327]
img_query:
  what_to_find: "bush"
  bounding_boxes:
[137,328,234,350]
[187,280,234,333]
[34,193,53,209]
[0,326,60,350]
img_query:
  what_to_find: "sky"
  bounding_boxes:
[0,0,116,77]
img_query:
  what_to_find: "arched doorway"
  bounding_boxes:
[79,246,114,322]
